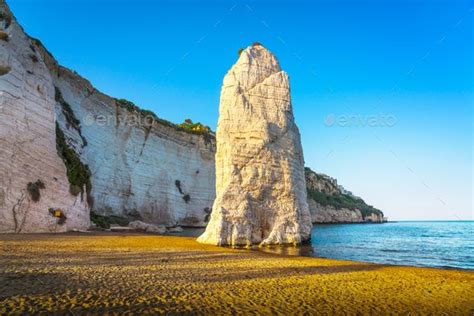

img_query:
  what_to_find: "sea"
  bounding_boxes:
[307,221,473,270]
[182,221,473,270]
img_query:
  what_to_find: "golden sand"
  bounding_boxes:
[0,233,473,314]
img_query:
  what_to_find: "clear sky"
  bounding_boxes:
[8,0,473,220]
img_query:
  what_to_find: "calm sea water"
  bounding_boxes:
[182,221,473,270]
[308,221,474,270]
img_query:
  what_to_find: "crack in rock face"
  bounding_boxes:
[197,45,312,246]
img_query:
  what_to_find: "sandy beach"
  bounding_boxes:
[1,233,473,314]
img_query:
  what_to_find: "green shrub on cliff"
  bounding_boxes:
[115,98,140,113]
[306,187,383,218]
[29,36,54,59]
[90,212,129,229]
[114,98,214,137]
[55,87,88,147]
[177,119,211,134]
[55,87,81,130]
[115,98,176,128]
[55,123,92,205]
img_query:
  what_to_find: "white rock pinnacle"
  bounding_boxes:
[197,44,312,246]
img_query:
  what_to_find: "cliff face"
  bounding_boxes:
[0,2,89,233]
[198,45,312,246]
[51,67,216,227]
[0,1,384,233]
[0,1,215,232]
[305,168,384,223]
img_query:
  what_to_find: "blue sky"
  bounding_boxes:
[9,0,472,220]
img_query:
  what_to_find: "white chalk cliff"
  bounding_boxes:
[0,1,384,233]
[0,1,215,232]
[0,2,89,232]
[51,67,216,228]
[198,45,312,246]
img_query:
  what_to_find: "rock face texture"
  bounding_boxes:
[0,1,384,233]
[308,200,365,223]
[0,1,214,232]
[52,67,215,228]
[0,2,89,233]
[305,168,384,223]
[198,45,312,246]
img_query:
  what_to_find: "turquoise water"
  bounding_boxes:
[182,221,473,270]
[309,221,473,270]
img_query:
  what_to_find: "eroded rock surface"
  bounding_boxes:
[51,67,216,228]
[0,1,215,232]
[305,167,385,223]
[198,45,312,246]
[31,29,216,228]
[0,0,384,233]
[0,2,89,232]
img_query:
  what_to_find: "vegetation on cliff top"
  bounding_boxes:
[177,119,211,134]
[305,167,383,219]
[26,33,214,142]
[115,98,214,138]
[29,36,54,59]
[306,188,383,219]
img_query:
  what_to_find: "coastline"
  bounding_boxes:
[1,233,473,314]
[311,221,387,224]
